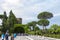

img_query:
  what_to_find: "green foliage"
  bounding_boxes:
[34,26,40,35]
[24,25,30,33]
[38,19,49,26]
[1,10,60,39]
[27,21,37,31]
[2,11,7,33]
[14,26,25,33]
[0,31,1,37]
[1,10,20,33]
[8,10,17,29]
[34,26,40,31]
[43,34,60,39]
[0,15,4,19]
[38,19,49,33]
[37,12,53,19]
[28,31,35,35]
[14,24,25,33]
[14,24,25,27]
[37,11,53,33]
[28,21,37,26]
[55,27,60,33]
[49,24,60,34]
[50,24,59,29]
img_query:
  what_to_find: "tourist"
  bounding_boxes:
[14,33,17,38]
[11,34,14,40]
[1,33,5,40]
[5,31,9,40]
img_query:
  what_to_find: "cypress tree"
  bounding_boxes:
[9,10,17,28]
[2,11,7,32]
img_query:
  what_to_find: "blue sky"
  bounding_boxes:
[0,0,60,28]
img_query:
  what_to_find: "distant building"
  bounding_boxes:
[17,18,22,24]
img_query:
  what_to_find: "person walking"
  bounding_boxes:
[11,34,14,40]
[5,31,9,40]
[1,33,5,40]
[14,33,17,38]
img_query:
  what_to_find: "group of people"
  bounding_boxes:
[1,32,17,40]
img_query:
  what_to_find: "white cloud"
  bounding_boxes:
[0,0,24,17]
[22,17,38,24]
[54,13,60,17]
[4,0,20,5]
[1,0,24,12]
[0,0,60,24]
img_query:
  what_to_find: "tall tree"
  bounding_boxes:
[37,12,53,19]
[37,11,53,32]
[2,11,7,32]
[8,10,17,29]
[38,19,49,31]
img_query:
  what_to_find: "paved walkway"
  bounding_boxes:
[0,36,60,40]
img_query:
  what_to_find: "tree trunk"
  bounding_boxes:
[44,26,46,33]
[45,26,46,30]
[33,26,35,31]
[43,26,45,33]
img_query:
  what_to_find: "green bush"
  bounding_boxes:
[43,34,60,39]
[14,26,25,33]
[28,31,35,35]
